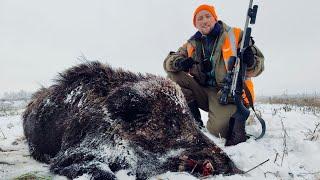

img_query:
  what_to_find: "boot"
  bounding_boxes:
[188,100,204,128]
[225,117,247,146]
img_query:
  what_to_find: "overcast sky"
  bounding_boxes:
[0,0,319,96]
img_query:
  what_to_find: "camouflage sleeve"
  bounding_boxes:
[246,45,264,77]
[163,43,188,72]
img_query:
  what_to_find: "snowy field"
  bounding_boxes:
[0,102,319,180]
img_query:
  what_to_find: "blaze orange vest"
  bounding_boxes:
[186,27,255,105]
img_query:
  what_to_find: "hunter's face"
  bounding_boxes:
[195,10,216,35]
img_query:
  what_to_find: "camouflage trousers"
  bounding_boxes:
[166,71,236,138]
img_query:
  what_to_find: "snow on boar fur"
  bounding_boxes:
[23,61,242,179]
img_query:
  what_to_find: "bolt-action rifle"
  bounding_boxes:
[220,0,265,145]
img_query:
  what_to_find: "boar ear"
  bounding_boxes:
[106,86,150,121]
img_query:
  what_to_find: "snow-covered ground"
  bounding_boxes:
[0,103,319,180]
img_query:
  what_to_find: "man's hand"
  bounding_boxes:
[242,46,256,68]
[175,57,196,71]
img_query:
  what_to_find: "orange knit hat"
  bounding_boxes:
[193,4,218,26]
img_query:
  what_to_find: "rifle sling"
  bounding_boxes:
[244,83,266,140]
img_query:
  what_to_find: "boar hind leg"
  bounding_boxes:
[50,150,116,180]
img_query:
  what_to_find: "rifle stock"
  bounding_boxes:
[225,0,264,146]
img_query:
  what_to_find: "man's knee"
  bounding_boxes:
[166,71,208,110]
[166,71,196,102]
[166,71,192,86]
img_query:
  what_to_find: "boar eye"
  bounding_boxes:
[107,86,150,122]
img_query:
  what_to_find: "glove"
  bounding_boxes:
[200,58,212,73]
[175,57,196,71]
[242,46,256,68]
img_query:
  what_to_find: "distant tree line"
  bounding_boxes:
[257,92,320,108]
[0,90,33,101]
